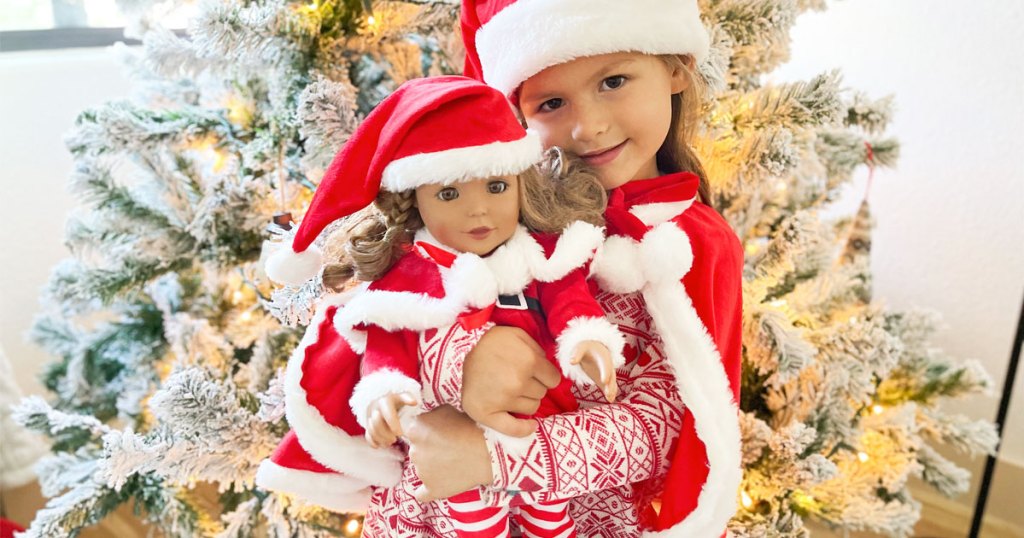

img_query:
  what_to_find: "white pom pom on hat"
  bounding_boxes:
[265,245,324,287]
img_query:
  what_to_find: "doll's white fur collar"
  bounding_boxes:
[334,222,604,348]
[415,222,605,295]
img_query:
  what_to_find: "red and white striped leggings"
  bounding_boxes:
[447,489,577,538]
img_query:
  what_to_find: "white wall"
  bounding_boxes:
[771,0,1024,470]
[0,48,131,397]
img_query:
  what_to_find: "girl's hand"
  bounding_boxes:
[364,392,418,449]
[463,326,561,437]
[406,405,493,503]
[572,341,618,403]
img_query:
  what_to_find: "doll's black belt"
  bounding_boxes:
[497,292,543,315]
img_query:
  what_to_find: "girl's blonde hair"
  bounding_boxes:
[322,147,606,290]
[656,54,712,205]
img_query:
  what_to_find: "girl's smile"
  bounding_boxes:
[579,140,627,167]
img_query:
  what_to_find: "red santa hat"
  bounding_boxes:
[266,76,542,286]
[461,0,711,97]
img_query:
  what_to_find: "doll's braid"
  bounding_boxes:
[321,190,423,290]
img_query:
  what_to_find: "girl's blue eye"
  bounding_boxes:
[538,97,564,112]
[487,180,509,194]
[437,187,459,201]
[601,75,627,90]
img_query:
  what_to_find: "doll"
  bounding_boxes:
[257,76,625,538]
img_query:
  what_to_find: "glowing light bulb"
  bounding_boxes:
[872,404,884,415]
[741,490,753,509]
[226,98,249,126]
[240,311,253,322]
[858,451,869,463]
[344,518,361,535]
[213,150,229,172]
[367,15,376,26]
[232,290,244,304]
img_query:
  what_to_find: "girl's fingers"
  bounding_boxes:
[531,356,562,390]
[521,380,548,400]
[512,396,542,415]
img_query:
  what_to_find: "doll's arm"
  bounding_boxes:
[568,340,618,402]
[537,266,625,400]
[349,325,422,437]
[364,392,418,448]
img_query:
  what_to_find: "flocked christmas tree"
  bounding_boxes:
[14,0,999,536]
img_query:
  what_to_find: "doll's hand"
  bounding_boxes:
[365,392,418,449]
[571,341,618,403]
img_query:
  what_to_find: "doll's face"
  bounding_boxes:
[518,52,689,190]
[414,175,520,256]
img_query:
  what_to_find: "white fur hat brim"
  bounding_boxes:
[476,0,710,97]
[380,132,542,192]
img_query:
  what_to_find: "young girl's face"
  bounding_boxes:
[519,52,689,190]
[414,175,520,256]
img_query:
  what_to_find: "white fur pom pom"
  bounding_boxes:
[591,235,644,293]
[638,223,693,284]
[265,246,324,286]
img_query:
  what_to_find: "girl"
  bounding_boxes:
[392,1,745,537]
[256,76,624,537]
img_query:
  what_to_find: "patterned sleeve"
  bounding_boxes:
[483,342,684,503]
[417,321,494,413]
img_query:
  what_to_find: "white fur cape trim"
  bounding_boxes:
[255,460,372,513]
[349,369,424,430]
[555,316,626,386]
[475,0,710,96]
[631,200,695,227]
[284,290,405,488]
[334,222,605,341]
[592,222,741,538]
[381,132,542,192]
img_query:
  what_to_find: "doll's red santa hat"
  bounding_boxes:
[266,76,542,286]
[461,0,710,97]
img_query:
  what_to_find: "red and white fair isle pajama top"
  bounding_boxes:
[361,172,744,537]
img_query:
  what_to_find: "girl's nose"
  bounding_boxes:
[571,101,609,143]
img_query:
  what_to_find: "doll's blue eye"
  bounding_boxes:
[437,187,459,201]
[487,180,509,194]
